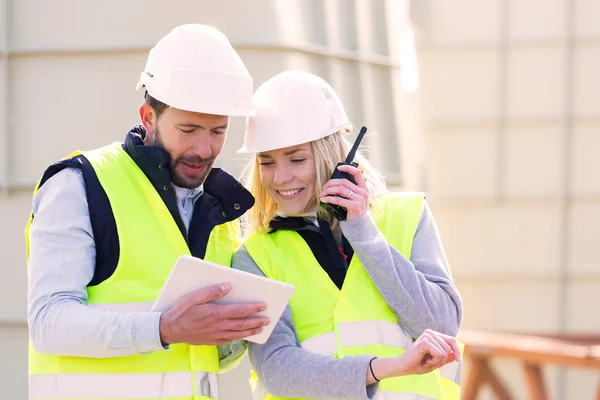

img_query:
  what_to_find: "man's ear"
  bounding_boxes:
[138,103,156,135]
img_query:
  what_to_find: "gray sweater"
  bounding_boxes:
[232,200,462,400]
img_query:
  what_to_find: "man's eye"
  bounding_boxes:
[179,128,194,134]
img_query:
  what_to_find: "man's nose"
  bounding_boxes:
[193,136,212,159]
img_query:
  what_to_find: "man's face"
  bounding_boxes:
[141,105,229,188]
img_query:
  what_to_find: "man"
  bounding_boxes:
[25,24,268,400]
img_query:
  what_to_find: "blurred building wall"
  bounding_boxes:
[0,0,416,398]
[413,0,600,398]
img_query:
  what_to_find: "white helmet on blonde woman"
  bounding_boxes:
[239,71,352,153]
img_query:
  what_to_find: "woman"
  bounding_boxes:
[234,71,463,400]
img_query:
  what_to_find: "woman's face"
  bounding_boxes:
[257,142,317,216]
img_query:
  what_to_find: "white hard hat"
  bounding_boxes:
[136,24,254,117]
[238,71,352,153]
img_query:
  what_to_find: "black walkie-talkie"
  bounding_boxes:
[320,126,368,221]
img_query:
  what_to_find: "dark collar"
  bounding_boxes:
[268,216,320,234]
[122,125,254,220]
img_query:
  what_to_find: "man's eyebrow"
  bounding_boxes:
[178,123,228,130]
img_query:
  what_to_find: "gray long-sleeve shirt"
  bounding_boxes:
[232,200,462,399]
[27,167,245,366]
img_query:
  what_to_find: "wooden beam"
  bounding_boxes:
[460,330,600,369]
[482,361,512,400]
[462,356,487,400]
[462,356,513,400]
[523,363,548,400]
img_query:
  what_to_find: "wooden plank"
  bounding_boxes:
[460,330,600,370]
[527,333,600,345]
[462,356,488,400]
[482,361,512,400]
[523,363,548,400]
[460,330,600,400]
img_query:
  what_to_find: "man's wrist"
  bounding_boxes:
[159,312,175,346]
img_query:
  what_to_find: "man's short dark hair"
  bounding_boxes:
[144,92,169,119]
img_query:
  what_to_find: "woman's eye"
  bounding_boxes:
[291,158,306,163]
[259,162,274,167]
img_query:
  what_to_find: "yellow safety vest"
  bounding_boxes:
[25,143,241,400]
[244,193,462,400]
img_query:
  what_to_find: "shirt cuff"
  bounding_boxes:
[132,312,168,354]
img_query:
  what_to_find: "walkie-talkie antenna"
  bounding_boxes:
[344,126,368,163]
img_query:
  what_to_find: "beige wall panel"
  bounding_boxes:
[420,0,500,45]
[0,325,29,399]
[505,126,563,196]
[0,192,30,322]
[565,369,600,400]
[573,45,600,118]
[328,59,364,127]
[565,281,600,331]
[507,48,566,120]
[420,51,499,124]
[508,0,566,41]
[456,282,561,331]
[0,55,7,188]
[0,0,6,50]
[425,130,497,198]
[574,0,600,38]
[433,202,561,276]
[571,124,600,195]
[323,0,358,50]
[10,0,290,51]
[364,65,400,176]
[569,203,600,277]
[355,0,390,56]
[10,53,146,186]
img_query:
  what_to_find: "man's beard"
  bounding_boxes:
[153,128,215,188]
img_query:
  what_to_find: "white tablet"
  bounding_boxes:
[151,255,295,344]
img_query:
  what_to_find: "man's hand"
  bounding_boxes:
[159,282,270,346]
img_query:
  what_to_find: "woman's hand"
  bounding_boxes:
[368,329,461,383]
[319,164,369,221]
[396,329,461,375]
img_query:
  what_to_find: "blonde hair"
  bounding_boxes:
[243,130,388,234]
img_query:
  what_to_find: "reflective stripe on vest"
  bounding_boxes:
[375,392,436,400]
[29,371,219,399]
[300,320,412,356]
